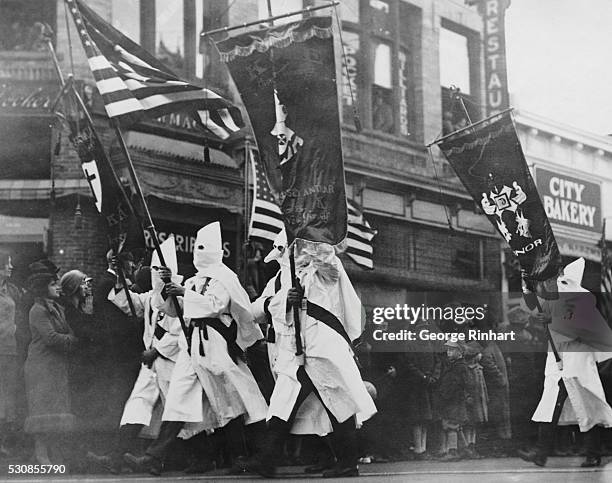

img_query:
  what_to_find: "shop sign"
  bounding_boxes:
[0,81,59,112]
[535,167,601,233]
[479,0,511,115]
[144,220,237,274]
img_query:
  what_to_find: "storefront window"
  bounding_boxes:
[0,0,56,51]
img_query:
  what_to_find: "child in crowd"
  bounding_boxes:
[436,340,470,461]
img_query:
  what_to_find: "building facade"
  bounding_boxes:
[510,110,612,297]
[0,0,503,318]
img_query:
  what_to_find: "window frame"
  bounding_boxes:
[339,0,419,141]
[439,18,483,129]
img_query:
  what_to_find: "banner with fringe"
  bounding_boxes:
[216,17,347,245]
[438,111,561,282]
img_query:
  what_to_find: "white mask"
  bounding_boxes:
[193,222,223,271]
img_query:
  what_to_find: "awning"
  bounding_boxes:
[0,179,89,200]
[556,236,601,262]
[124,131,239,168]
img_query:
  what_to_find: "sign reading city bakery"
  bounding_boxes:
[535,167,601,233]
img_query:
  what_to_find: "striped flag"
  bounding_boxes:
[346,199,377,270]
[65,0,243,140]
[598,220,612,324]
[249,150,284,242]
[248,148,377,268]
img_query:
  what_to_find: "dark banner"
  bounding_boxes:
[66,101,144,254]
[438,112,561,281]
[216,17,347,245]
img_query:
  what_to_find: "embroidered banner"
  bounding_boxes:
[216,17,347,245]
[438,112,561,282]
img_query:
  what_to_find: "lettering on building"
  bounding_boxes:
[479,0,510,115]
[536,167,601,233]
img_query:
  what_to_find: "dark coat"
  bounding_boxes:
[481,342,511,438]
[400,348,442,422]
[81,271,143,431]
[24,299,78,434]
[436,357,470,425]
[465,357,488,424]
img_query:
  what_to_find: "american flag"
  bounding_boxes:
[248,150,377,268]
[345,198,377,270]
[65,0,243,140]
[248,150,284,242]
[598,219,612,324]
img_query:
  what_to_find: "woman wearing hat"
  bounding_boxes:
[24,268,78,465]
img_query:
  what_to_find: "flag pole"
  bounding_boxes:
[201,2,339,37]
[110,119,189,335]
[289,242,304,357]
[41,25,140,318]
[262,0,304,360]
[426,107,514,147]
[243,140,251,284]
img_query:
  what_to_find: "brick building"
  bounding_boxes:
[0,0,503,317]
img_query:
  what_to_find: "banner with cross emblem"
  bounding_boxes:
[66,101,144,254]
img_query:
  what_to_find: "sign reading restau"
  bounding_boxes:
[535,167,601,233]
[480,0,511,115]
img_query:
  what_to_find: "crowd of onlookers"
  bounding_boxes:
[0,248,609,473]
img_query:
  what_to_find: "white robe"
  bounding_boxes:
[253,271,332,436]
[532,333,612,432]
[108,288,181,432]
[160,276,268,437]
[265,256,376,427]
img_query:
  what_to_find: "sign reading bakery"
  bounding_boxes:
[535,167,601,233]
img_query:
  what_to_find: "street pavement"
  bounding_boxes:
[1,457,612,482]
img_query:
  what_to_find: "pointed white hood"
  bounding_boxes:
[193,221,223,272]
[151,235,182,288]
[264,229,289,265]
[186,221,262,348]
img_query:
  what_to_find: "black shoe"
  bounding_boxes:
[517,448,547,467]
[123,453,162,476]
[86,451,121,474]
[581,456,601,468]
[305,458,337,474]
[322,464,359,478]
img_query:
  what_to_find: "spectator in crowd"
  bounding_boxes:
[463,341,488,459]
[91,250,143,436]
[480,338,512,456]
[436,340,470,462]
[58,270,98,432]
[0,251,19,456]
[24,267,78,466]
[401,319,441,460]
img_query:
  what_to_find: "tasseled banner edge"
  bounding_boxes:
[219,25,332,63]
